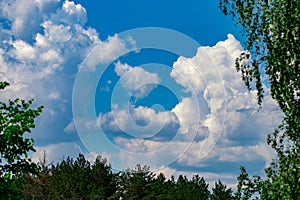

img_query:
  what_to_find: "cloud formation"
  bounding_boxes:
[0,0,283,188]
[114,62,160,99]
[97,34,282,186]
[0,0,133,145]
[98,104,179,139]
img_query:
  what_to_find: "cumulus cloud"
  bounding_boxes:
[58,0,87,25]
[0,0,135,156]
[98,104,179,139]
[0,0,133,101]
[80,35,134,71]
[0,0,60,41]
[0,1,89,100]
[171,97,200,134]
[97,34,282,180]
[166,35,281,168]
[114,62,160,99]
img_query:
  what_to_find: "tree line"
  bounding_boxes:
[2,153,233,200]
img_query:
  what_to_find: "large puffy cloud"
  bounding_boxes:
[167,34,282,169]
[0,0,61,41]
[97,34,282,188]
[0,0,92,100]
[0,0,130,101]
[169,34,281,144]
[58,0,87,25]
[0,0,134,147]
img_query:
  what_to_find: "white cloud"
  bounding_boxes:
[42,21,72,44]
[171,97,200,134]
[11,40,36,60]
[0,0,61,41]
[81,35,134,71]
[216,143,275,164]
[64,120,75,133]
[0,1,132,106]
[166,35,281,169]
[97,34,282,178]
[114,137,165,153]
[177,139,274,168]
[83,151,99,163]
[114,62,131,76]
[0,0,96,101]
[0,1,136,161]
[170,57,204,94]
[98,105,179,138]
[34,0,61,12]
[59,0,87,25]
[114,62,160,99]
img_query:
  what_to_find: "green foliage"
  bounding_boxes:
[219,0,300,199]
[235,166,261,199]
[211,180,234,200]
[113,164,155,200]
[0,81,43,199]
[173,175,210,200]
[21,153,116,200]
[17,154,233,199]
[146,173,171,199]
[113,166,211,200]
[219,0,299,129]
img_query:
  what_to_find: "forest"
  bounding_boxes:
[1,153,233,199]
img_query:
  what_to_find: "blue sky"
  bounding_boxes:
[75,0,245,46]
[0,0,282,188]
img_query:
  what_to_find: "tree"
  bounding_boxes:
[146,173,174,200]
[170,175,210,200]
[219,0,300,199]
[21,153,117,200]
[0,81,43,198]
[115,164,155,200]
[89,155,116,199]
[211,180,234,200]
[21,150,54,199]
